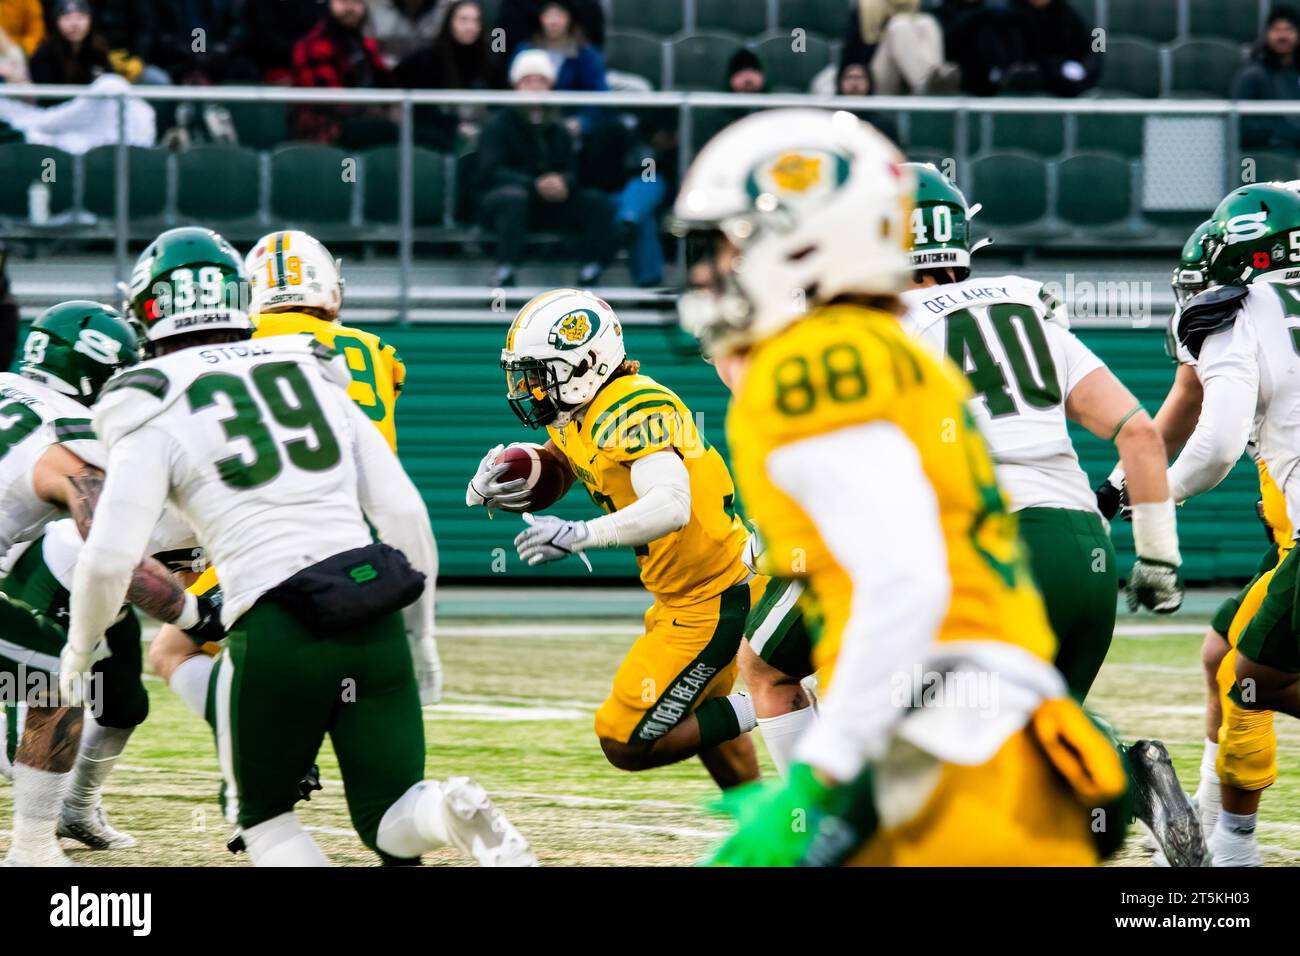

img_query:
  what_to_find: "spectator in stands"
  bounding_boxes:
[478,49,614,288]
[29,1,111,85]
[935,0,1023,95]
[367,0,453,68]
[293,0,399,147]
[1013,0,1098,96]
[142,0,258,85]
[0,26,30,83]
[1235,5,1300,149]
[726,48,766,93]
[497,0,602,56]
[395,0,502,146]
[0,0,43,56]
[838,58,871,96]
[82,0,171,84]
[244,0,329,83]
[852,0,959,95]
[512,0,607,135]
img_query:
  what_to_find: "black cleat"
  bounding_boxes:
[1128,739,1209,867]
[298,763,323,802]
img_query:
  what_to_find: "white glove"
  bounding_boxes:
[58,637,111,708]
[514,512,593,569]
[741,529,765,575]
[465,444,533,516]
[409,631,443,706]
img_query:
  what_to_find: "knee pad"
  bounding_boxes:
[1216,697,1277,791]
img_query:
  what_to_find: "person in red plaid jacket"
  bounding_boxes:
[292,0,397,146]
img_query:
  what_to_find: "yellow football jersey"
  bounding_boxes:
[1258,458,1294,550]
[727,305,1058,683]
[253,311,406,452]
[546,372,749,606]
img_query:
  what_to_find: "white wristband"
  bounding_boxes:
[173,591,200,630]
[1131,499,1181,566]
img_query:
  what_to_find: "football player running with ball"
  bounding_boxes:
[62,234,534,866]
[674,109,1128,866]
[467,289,767,787]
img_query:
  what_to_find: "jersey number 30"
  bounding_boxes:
[187,361,341,490]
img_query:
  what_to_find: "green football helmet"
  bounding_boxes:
[128,227,250,343]
[1171,219,1217,307]
[903,162,988,280]
[19,300,142,404]
[1205,183,1300,287]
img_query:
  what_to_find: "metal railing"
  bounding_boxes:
[1,84,1297,321]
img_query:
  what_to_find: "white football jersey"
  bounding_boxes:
[0,371,105,555]
[901,275,1105,514]
[92,335,375,624]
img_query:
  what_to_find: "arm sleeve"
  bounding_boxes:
[778,421,950,781]
[584,450,692,549]
[348,397,437,640]
[67,427,172,655]
[1167,321,1258,504]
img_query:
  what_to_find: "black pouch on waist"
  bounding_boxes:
[263,543,425,633]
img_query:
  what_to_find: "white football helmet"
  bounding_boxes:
[500,289,626,428]
[245,230,343,318]
[672,109,914,355]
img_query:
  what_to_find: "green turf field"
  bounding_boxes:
[1,596,1298,866]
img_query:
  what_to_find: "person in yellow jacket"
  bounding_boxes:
[0,0,43,56]
[672,109,1129,866]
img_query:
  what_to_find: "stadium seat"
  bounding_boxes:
[1106,0,1179,44]
[1188,0,1262,43]
[777,0,852,40]
[1095,36,1162,97]
[754,33,831,93]
[176,144,260,223]
[225,100,289,151]
[0,143,74,219]
[898,110,980,155]
[605,30,666,88]
[609,0,684,38]
[990,112,1065,156]
[1245,150,1300,183]
[970,153,1049,227]
[906,149,949,172]
[81,145,167,221]
[1056,152,1132,227]
[362,146,444,226]
[1076,95,1144,157]
[270,145,355,227]
[1067,0,1097,25]
[695,0,769,37]
[692,107,749,151]
[668,32,747,91]
[1170,39,1248,97]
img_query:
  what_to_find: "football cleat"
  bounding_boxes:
[1128,740,1209,867]
[58,803,138,851]
[437,777,538,867]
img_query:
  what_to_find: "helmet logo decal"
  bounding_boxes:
[1225,211,1269,244]
[548,309,600,350]
[73,329,124,366]
[745,149,849,204]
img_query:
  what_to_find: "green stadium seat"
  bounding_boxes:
[898,110,981,155]
[669,32,747,91]
[1068,0,1097,26]
[362,146,444,225]
[754,33,831,93]
[81,145,167,220]
[605,30,666,88]
[1056,152,1132,227]
[1096,36,1162,97]
[609,0,684,37]
[1076,93,1144,156]
[970,153,1048,227]
[777,0,851,40]
[695,0,769,36]
[1170,39,1247,97]
[1189,0,1261,43]
[225,100,288,150]
[1144,209,1210,235]
[1107,0,1179,43]
[990,112,1065,156]
[270,145,355,226]
[177,144,259,223]
[906,149,949,172]
[0,143,74,219]
[1244,150,1300,183]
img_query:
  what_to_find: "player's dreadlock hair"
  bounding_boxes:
[608,358,641,380]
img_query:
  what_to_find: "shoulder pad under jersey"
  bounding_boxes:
[1176,285,1249,359]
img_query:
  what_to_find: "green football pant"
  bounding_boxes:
[1018,507,1118,699]
[207,600,425,850]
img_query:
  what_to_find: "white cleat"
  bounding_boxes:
[58,803,138,850]
[438,777,538,867]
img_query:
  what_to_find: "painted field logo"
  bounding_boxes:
[50,886,151,936]
[548,309,599,349]
[350,563,378,584]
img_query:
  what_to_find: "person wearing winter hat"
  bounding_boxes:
[1235,5,1300,148]
[29,0,111,85]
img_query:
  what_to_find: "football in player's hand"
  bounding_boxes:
[496,442,570,511]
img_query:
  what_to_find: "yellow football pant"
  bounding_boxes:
[1216,556,1281,792]
[595,576,765,744]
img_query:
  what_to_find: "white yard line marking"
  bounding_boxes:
[423,703,588,722]
[1113,625,1205,638]
[492,789,702,812]
[441,691,599,710]
[583,821,726,839]
[437,624,644,638]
